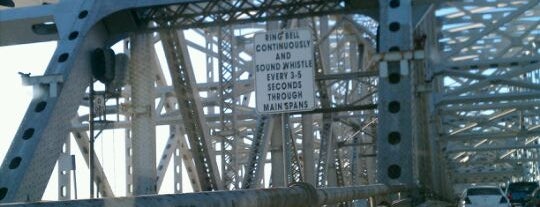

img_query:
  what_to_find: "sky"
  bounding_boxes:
[0,23,273,201]
[0,41,54,159]
[0,41,56,199]
[0,40,200,200]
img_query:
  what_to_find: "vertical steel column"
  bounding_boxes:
[413,7,443,198]
[361,43,377,186]
[376,0,415,187]
[429,78,448,198]
[172,127,183,193]
[366,127,377,185]
[350,133,360,185]
[205,30,215,99]
[316,116,333,187]
[312,16,334,188]
[58,137,71,200]
[129,33,157,195]
[218,25,239,190]
[124,38,134,196]
[88,81,96,198]
[424,9,450,197]
[124,128,133,195]
[302,115,315,185]
[349,42,360,186]
[350,40,377,186]
[333,134,345,187]
[200,29,215,192]
[326,131,338,187]
[270,115,286,187]
[282,115,292,183]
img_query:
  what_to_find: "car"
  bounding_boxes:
[459,186,511,207]
[506,182,539,206]
[525,188,540,207]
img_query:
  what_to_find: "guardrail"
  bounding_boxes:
[0,183,408,207]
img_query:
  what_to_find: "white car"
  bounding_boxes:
[459,186,511,207]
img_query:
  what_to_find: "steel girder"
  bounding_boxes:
[129,33,158,196]
[376,0,416,187]
[435,0,540,187]
[152,51,201,193]
[217,26,240,190]
[0,0,106,202]
[242,115,271,189]
[301,114,316,186]
[0,0,387,203]
[0,0,222,202]
[283,114,304,184]
[0,184,407,207]
[57,136,71,200]
[136,0,375,32]
[313,16,335,188]
[159,29,223,191]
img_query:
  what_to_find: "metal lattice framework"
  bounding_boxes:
[2,0,539,205]
[434,0,540,188]
[137,0,373,31]
[159,28,223,191]
[217,25,239,190]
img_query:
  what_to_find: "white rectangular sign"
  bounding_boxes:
[254,29,315,114]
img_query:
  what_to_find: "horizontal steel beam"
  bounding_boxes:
[338,141,374,148]
[0,184,406,207]
[0,4,56,46]
[138,0,378,32]
[437,92,540,106]
[315,71,377,81]
[439,101,540,113]
[292,104,378,115]
[442,130,540,141]
[452,170,520,184]
[438,56,540,70]
[449,158,540,167]
[72,113,324,131]
[446,144,540,153]
[0,0,195,46]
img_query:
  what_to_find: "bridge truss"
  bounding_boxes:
[0,0,538,205]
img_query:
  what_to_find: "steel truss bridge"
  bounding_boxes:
[0,0,539,206]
